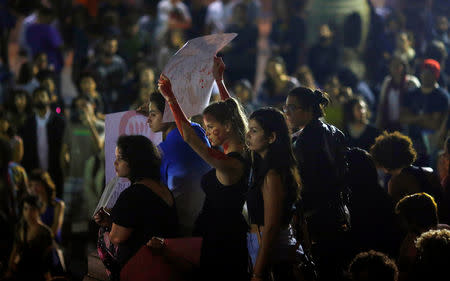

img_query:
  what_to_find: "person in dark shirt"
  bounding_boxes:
[6,195,54,281]
[157,57,250,281]
[87,36,127,113]
[25,7,64,74]
[246,108,300,281]
[346,148,401,259]
[400,59,449,166]
[343,97,380,151]
[223,3,258,84]
[94,135,178,280]
[308,24,339,86]
[146,91,211,236]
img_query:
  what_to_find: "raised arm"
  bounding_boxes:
[158,75,241,174]
[213,56,231,101]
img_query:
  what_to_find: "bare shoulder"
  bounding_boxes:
[54,200,65,210]
[263,169,282,190]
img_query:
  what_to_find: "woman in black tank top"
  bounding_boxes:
[246,108,300,281]
[156,57,250,281]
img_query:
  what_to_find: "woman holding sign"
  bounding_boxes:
[94,135,178,280]
[157,56,250,281]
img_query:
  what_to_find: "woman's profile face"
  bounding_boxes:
[147,103,164,133]
[23,203,39,223]
[246,119,270,154]
[114,147,130,178]
[203,113,228,147]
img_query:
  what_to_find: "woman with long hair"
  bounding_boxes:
[29,169,64,243]
[156,56,250,281]
[246,108,301,281]
[6,195,54,281]
[94,135,178,280]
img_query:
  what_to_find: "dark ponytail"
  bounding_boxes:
[288,87,329,119]
[203,97,248,144]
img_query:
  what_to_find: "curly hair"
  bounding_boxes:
[415,229,450,279]
[348,250,398,281]
[370,131,417,170]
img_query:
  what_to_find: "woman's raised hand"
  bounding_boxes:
[212,56,225,82]
[158,74,176,103]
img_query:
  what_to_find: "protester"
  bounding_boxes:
[20,87,65,197]
[157,56,250,281]
[343,97,380,151]
[286,86,349,281]
[347,250,399,281]
[246,108,301,281]
[5,195,54,281]
[376,55,420,132]
[29,169,64,243]
[414,229,450,281]
[2,1,450,280]
[62,96,104,234]
[145,90,210,236]
[394,193,450,281]
[258,56,299,108]
[6,89,33,132]
[346,148,401,258]
[370,131,444,210]
[400,59,449,166]
[94,135,178,280]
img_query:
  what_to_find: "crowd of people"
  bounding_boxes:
[0,0,449,281]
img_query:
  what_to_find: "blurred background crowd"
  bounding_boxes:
[0,0,449,280]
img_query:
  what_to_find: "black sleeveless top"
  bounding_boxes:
[194,152,250,237]
[246,155,297,226]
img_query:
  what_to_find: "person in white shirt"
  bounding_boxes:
[20,87,65,197]
[205,0,235,34]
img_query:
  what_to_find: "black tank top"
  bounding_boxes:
[246,156,296,226]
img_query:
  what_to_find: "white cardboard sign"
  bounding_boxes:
[162,33,237,122]
[96,111,162,215]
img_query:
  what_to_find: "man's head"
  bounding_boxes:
[435,15,448,33]
[103,36,119,57]
[420,59,440,88]
[32,87,50,112]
